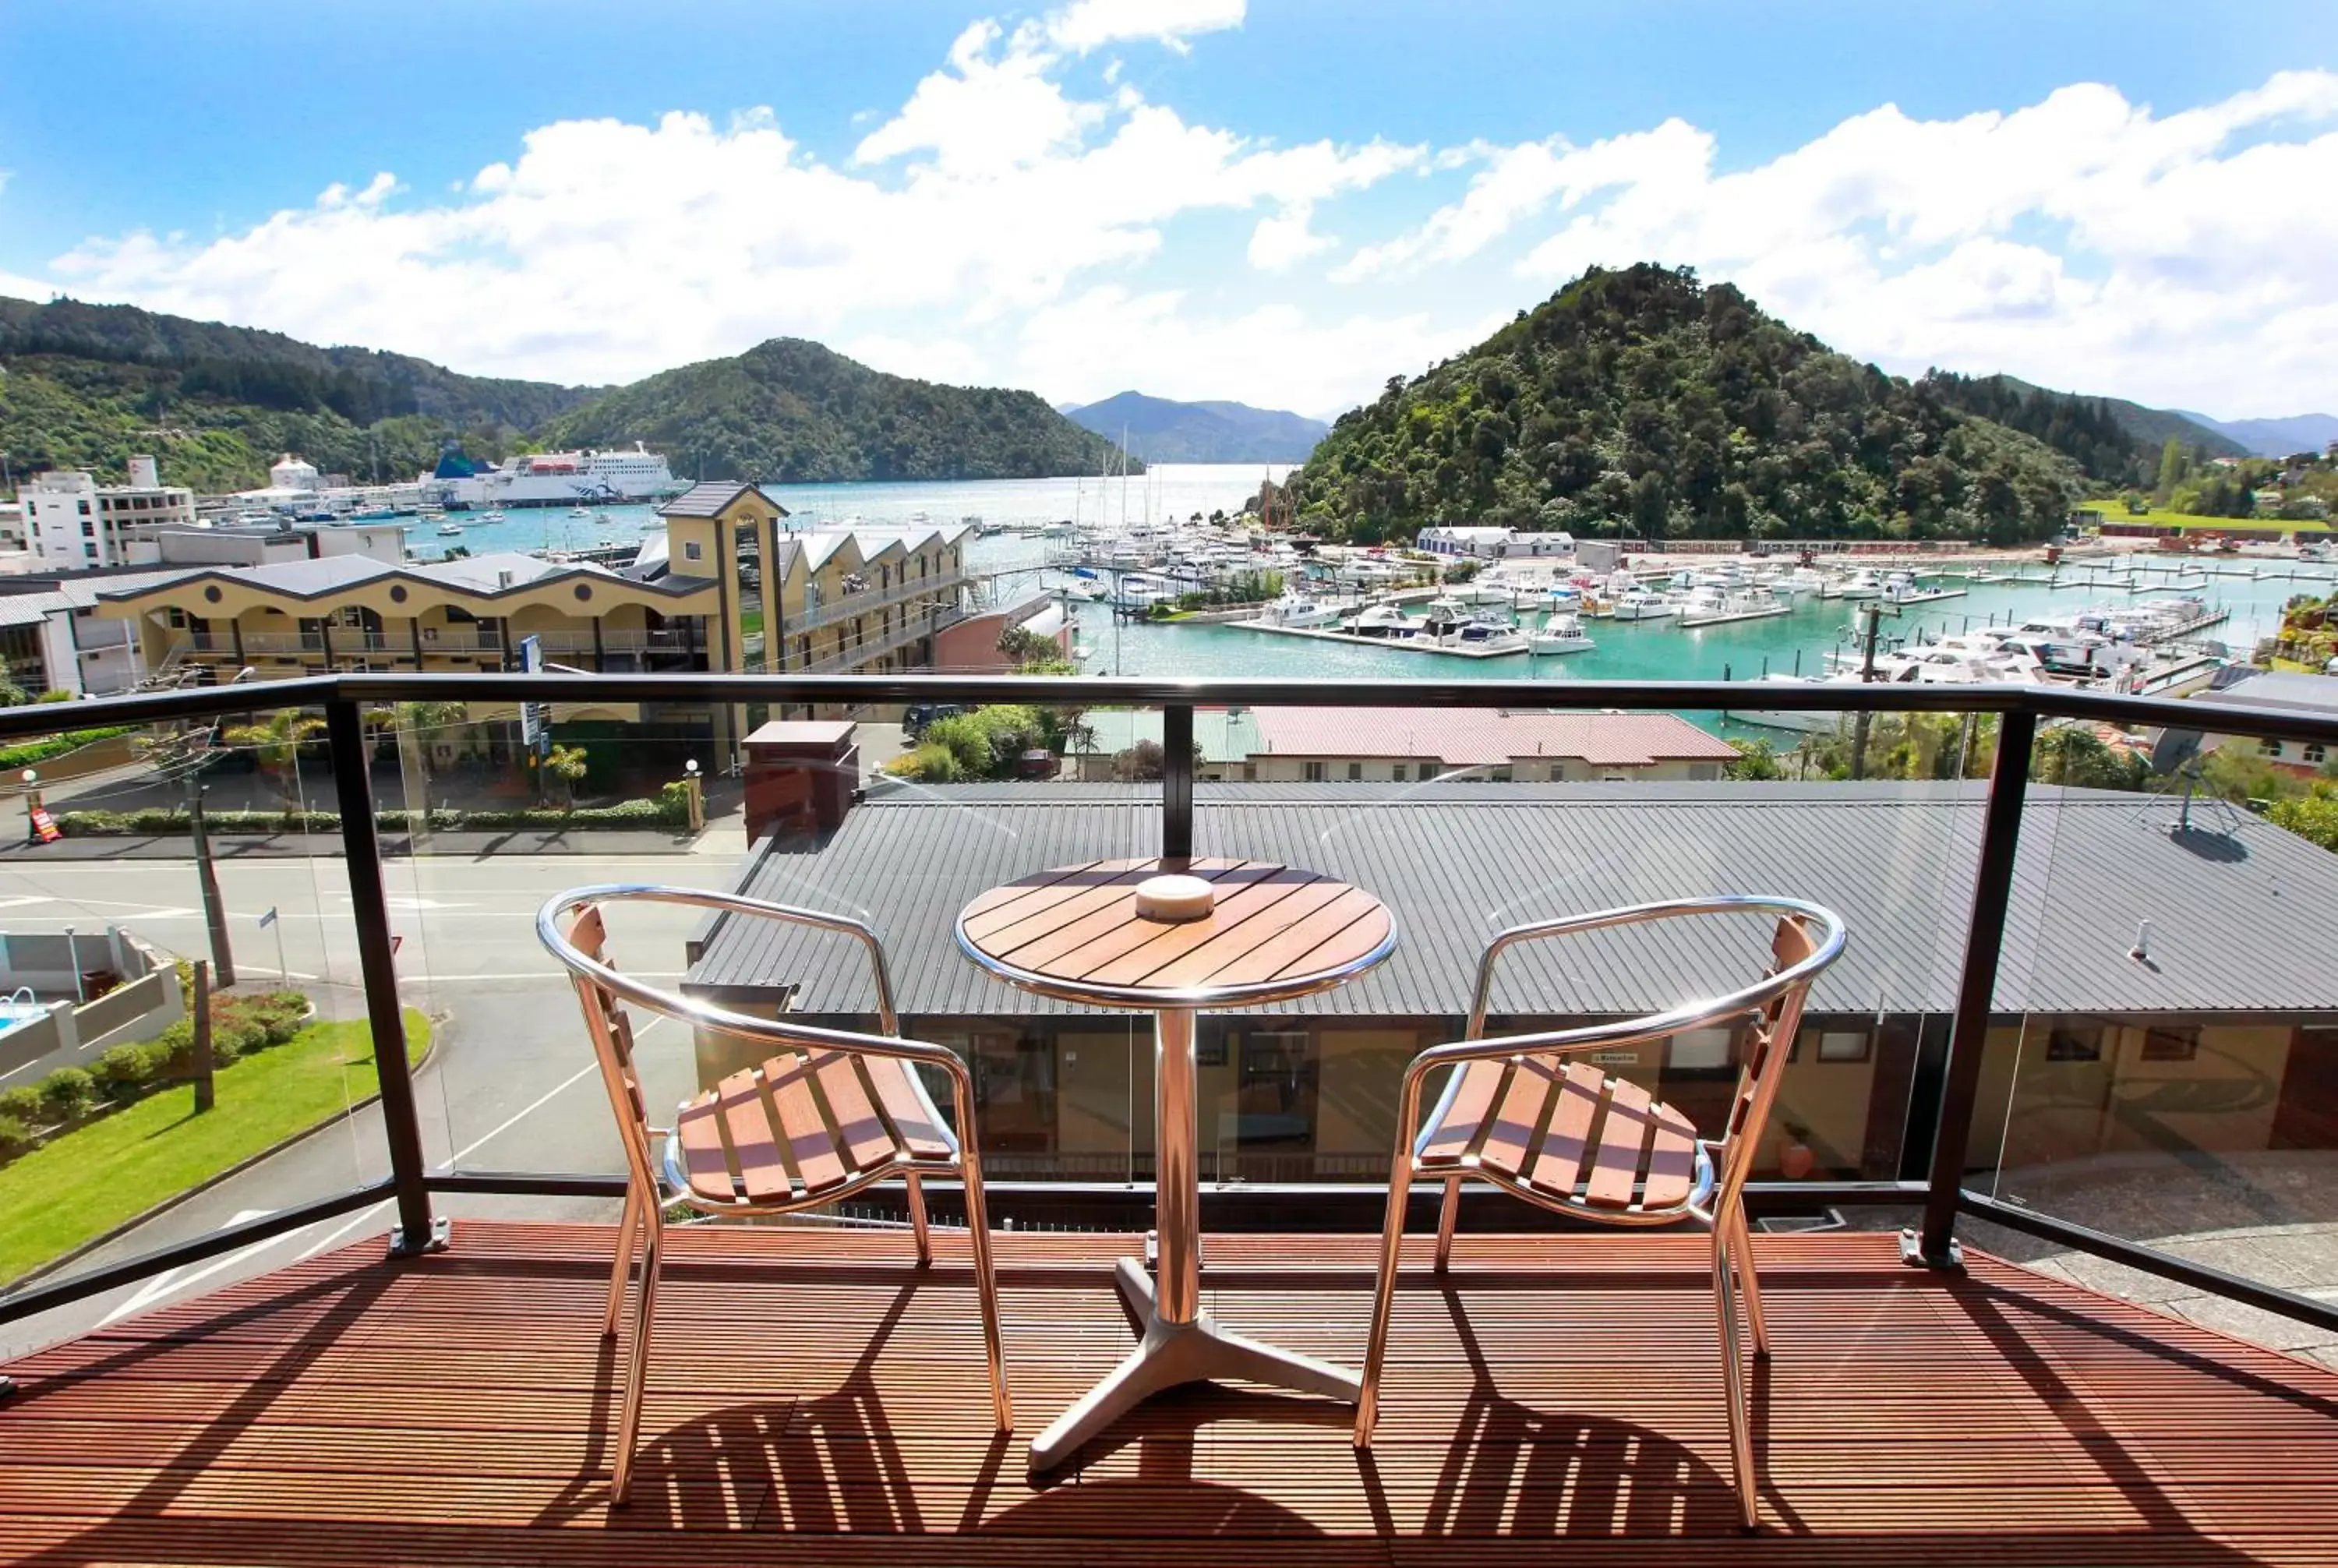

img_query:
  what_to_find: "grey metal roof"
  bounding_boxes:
[2195,670,2338,715]
[657,482,787,519]
[685,782,2338,1022]
[0,593,68,628]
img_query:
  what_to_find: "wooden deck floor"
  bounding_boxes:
[4,1221,2336,1566]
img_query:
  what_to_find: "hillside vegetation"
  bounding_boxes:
[0,298,595,492]
[2,301,1132,491]
[1063,390,1325,463]
[545,338,1130,482]
[1280,265,2086,545]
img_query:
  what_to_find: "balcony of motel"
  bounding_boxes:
[6,698,2338,1563]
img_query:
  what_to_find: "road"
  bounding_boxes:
[0,835,763,1356]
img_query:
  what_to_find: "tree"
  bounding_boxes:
[1725,739,1784,781]
[2154,436,2186,507]
[394,699,468,818]
[543,743,589,809]
[221,710,327,807]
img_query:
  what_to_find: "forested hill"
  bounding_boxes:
[542,337,1133,483]
[1280,264,2085,546]
[0,297,599,493]
[1921,371,2244,480]
[1062,391,1326,463]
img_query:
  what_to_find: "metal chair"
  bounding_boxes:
[537,884,1012,1504]
[1354,895,1847,1531]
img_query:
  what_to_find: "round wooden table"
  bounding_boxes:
[956,856,1397,1475]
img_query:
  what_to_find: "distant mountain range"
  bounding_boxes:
[1059,390,1327,464]
[2171,410,2338,458]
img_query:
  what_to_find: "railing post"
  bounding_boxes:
[324,696,444,1258]
[1163,703,1194,860]
[1906,705,2036,1270]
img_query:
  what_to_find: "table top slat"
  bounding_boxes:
[1073,869,1328,988]
[977,860,1256,958]
[1206,888,1387,988]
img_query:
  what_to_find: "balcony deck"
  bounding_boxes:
[4,1221,2335,1566]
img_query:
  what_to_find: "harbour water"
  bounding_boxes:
[423,464,2331,710]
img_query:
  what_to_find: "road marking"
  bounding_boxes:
[101,1209,279,1326]
[0,895,51,909]
[446,1015,666,1164]
[293,1202,392,1263]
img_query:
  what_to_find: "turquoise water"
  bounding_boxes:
[409,464,2335,701]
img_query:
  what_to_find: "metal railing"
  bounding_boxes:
[790,567,972,634]
[2,669,2336,1340]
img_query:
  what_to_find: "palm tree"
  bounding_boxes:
[221,710,327,814]
[394,699,470,821]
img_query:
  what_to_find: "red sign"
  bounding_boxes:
[28,806,60,844]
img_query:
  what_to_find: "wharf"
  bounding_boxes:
[1887,588,1968,606]
[1676,603,1794,629]
[2137,607,2232,645]
[1238,621,1527,659]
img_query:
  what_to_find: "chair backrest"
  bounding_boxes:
[1711,913,1821,1208]
[561,903,661,1194]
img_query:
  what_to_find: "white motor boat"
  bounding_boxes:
[436,521,464,536]
[567,506,592,518]
[1832,568,1884,599]
[1527,613,1595,655]
[1343,602,1414,638]
[1610,588,1676,621]
[1262,593,1342,628]
[479,510,507,524]
[1725,674,1845,734]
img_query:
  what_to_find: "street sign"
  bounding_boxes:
[517,634,549,753]
[27,805,59,844]
[257,906,277,928]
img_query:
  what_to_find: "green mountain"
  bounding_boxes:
[0,297,597,493]
[1062,390,1326,463]
[1280,263,2087,546]
[542,338,1132,483]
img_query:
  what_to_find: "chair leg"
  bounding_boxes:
[905,1172,934,1268]
[1432,1176,1461,1273]
[603,1184,641,1338]
[959,1162,1014,1432]
[1354,1157,1414,1446]
[1727,1204,1771,1360]
[609,1206,662,1506]
[1712,1226,1760,1532]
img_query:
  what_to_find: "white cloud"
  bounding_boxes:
[1248,203,1333,271]
[1047,0,1244,55]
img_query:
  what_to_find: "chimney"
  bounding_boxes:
[126,454,160,489]
[496,570,514,589]
[743,719,860,842]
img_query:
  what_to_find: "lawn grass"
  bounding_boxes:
[0,1008,431,1285]
[2083,506,2331,535]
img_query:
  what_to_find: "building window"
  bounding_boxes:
[1347,761,1363,782]
[1817,1029,1871,1063]
[1302,761,1326,782]
[2259,737,2282,758]
[2141,1025,2199,1062]
[2045,1023,2104,1062]
[1669,1027,1734,1072]
[1241,763,1257,783]
[77,500,90,516]
[2308,743,2328,765]
[683,540,703,562]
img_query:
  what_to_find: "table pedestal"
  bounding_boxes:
[1026,1007,1361,1476]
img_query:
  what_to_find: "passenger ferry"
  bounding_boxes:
[425,443,687,510]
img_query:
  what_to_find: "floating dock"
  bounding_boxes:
[1677,603,1796,629]
[1235,621,1527,658]
[1885,588,1968,606]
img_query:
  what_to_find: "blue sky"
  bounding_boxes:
[4,1,2334,417]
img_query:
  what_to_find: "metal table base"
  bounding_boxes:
[1026,1007,1363,1475]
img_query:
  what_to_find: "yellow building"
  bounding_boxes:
[93,482,978,753]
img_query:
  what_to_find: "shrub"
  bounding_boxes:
[886,741,965,782]
[94,1042,165,1096]
[0,724,141,770]
[0,1114,34,1159]
[40,1066,99,1121]
[0,1086,43,1122]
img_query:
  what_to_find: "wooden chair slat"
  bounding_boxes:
[1640,1100,1699,1208]
[674,1096,738,1202]
[1585,1075,1655,1209]
[867,1058,953,1159]
[765,1051,849,1194]
[1479,1056,1558,1179]
[811,1051,896,1172]
[1418,1060,1503,1164]
[1527,1061,1606,1199]
[717,1070,792,1202]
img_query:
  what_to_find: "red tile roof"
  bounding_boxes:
[1248,707,1739,766]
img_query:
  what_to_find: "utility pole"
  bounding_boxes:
[185,776,235,986]
[190,960,214,1114]
[1849,601,1883,782]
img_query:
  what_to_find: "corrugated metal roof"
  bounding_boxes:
[2195,670,2338,715]
[1252,708,1739,765]
[685,782,2338,1022]
[1071,710,1266,765]
[0,593,69,627]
